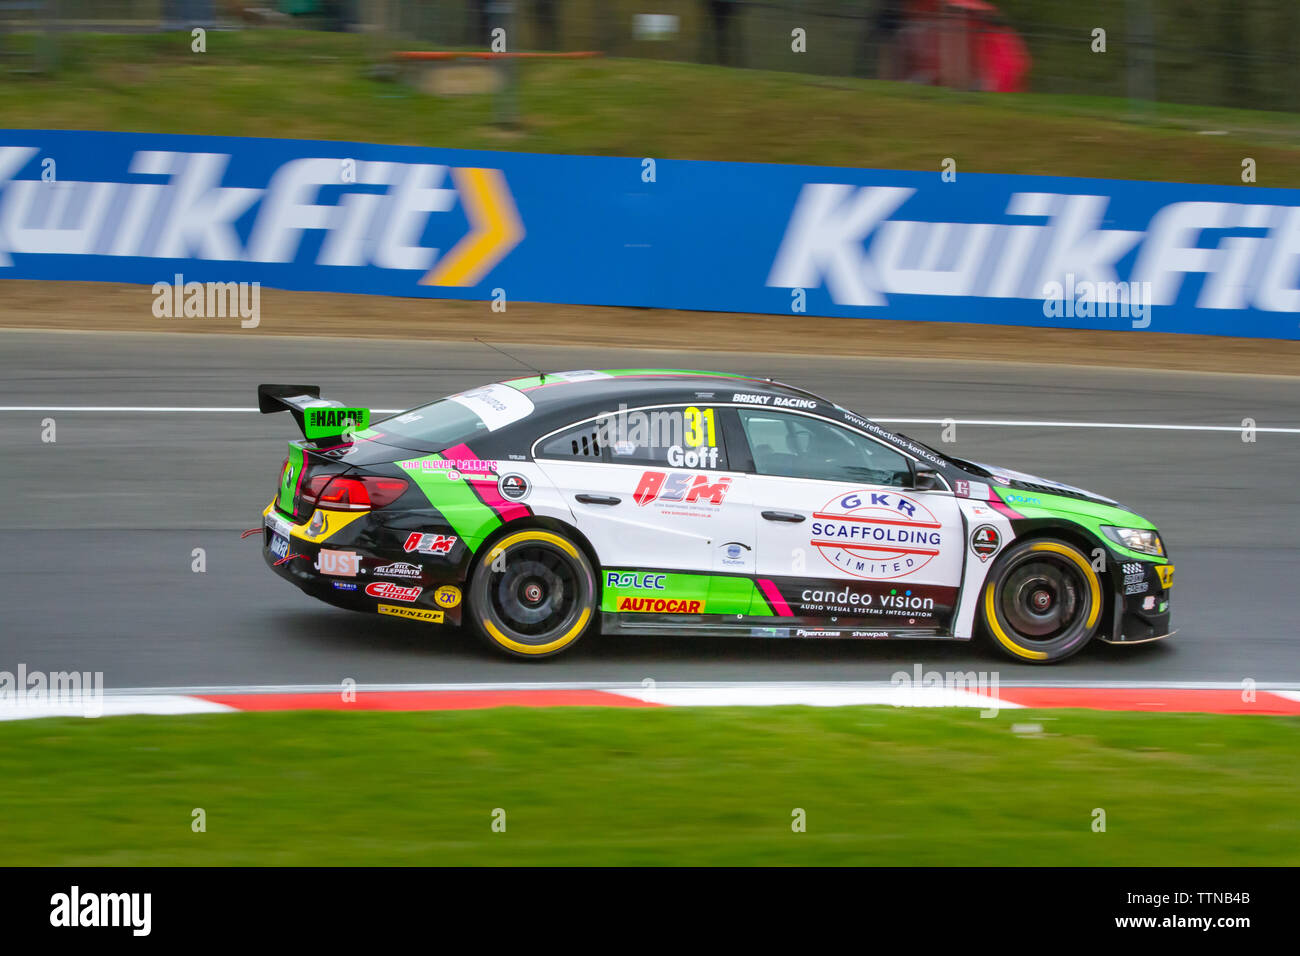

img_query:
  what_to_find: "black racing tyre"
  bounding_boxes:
[468,528,597,659]
[979,537,1104,664]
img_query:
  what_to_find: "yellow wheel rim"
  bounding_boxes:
[984,541,1101,661]
[480,530,591,655]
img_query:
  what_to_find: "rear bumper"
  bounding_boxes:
[260,501,463,626]
[263,542,368,610]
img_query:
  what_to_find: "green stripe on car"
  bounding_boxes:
[278,442,305,513]
[402,454,502,549]
[995,486,1169,563]
[601,572,770,616]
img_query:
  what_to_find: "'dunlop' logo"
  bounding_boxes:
[810,490,943,580]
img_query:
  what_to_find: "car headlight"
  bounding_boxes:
[1102,526,1165,557]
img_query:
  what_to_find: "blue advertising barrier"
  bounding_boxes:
[1,129,1298,337]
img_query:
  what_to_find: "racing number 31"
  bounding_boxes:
[685,406,716,447]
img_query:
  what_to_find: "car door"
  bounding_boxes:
[534,404,757,617]
[731,407,965,634]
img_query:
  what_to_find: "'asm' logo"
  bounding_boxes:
[634,471,732,507]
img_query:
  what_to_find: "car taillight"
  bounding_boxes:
[302,475,408,511]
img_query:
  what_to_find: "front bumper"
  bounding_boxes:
[1099,559,1173,644]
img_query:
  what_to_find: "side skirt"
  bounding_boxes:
[600,613,964,641]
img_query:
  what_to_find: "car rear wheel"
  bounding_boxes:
[979,538,1103,664]
[468,528,597,659]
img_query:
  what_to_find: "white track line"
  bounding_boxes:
[880,418,1299,433]
[6,683,1298,721]
[606,684,1016,709]
[0,694,236,721]
[0,407,1295,433]
[94,681,1300,696]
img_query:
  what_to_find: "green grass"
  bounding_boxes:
[2,30,1298,184]
[1,706,1297,866]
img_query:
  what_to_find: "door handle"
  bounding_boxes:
[576,494,621,506]
[761,510,806,522]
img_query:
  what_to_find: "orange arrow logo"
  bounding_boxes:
[422,167,524,287]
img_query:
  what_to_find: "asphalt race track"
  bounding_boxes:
[3,329,1298,687]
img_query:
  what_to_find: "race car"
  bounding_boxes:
[258,369,1173,663]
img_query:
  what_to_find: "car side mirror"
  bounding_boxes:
[913,469,942,491]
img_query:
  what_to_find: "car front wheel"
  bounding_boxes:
[979,538,1103,663]
[468,528,597,659]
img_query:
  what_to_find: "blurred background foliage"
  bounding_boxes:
[2,1,1297,111]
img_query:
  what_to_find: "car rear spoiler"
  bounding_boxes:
[257,384,368,443]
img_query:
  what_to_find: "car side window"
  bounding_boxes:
[737,408,911,486]
[537,420,609,462]
[603,405,730,470]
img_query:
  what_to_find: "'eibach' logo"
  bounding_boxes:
[633,472,731,508]
[403,532,457,555]
[810,490,944,580]
[365,582,422,602]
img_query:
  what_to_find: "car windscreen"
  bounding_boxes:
[372,384,535,453]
